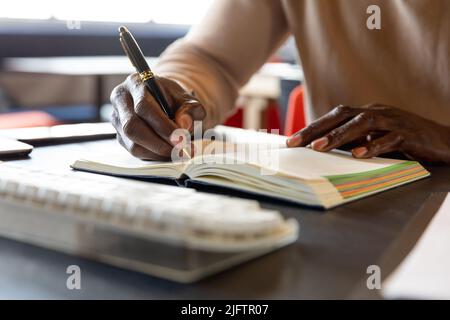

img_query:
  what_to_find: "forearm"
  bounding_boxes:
[155,0,289,129]
[156,39,239,129]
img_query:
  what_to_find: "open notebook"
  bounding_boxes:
[71,126,430,209]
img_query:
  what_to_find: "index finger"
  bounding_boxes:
[286,105,361,147]
[125,74,180,145]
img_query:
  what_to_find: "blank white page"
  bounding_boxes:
[75,140,168,169]
[261,148,406,180]
[383,194,450,299]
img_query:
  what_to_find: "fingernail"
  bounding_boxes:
[311,137,329,151]
[286,134,302,147]
[170,133,182,145]
[353,147,368,158]
[179,114,193,131]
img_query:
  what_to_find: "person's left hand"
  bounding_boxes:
[286,104,450,164]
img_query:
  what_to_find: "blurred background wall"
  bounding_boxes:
[0,0,301,132]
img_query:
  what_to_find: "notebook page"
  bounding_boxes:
[253,147,407,181]
[213,125,287,148]
[207,126,406,180]
[74,126,285,171]
[73,129,407,181]
[72,139,184,176]
[77,142,166,168]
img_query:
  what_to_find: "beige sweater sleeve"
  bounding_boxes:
[155,0,289,129]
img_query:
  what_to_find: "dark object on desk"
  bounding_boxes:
[0,137,33,159]
[0,122,116,146]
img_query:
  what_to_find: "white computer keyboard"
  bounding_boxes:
[0,164,298,253]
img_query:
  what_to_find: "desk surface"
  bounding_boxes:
[0,140,448,299]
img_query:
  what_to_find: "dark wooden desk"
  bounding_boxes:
[0,140,448,299]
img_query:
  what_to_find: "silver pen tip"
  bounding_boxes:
[119,26,128,34]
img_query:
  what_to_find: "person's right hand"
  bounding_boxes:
[110,73,206,160]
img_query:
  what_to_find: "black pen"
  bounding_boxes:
[119,26,190,158]
[119,26,173,118]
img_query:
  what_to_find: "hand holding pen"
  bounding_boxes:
[111,26,206,160]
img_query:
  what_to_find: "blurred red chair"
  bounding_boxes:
[223,107,244,128]
[223,102,282,133]
[261,101,282,133]
[284,85,306,136]
[0,111,60,129]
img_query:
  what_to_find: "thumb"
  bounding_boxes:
[174,100,206,132]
